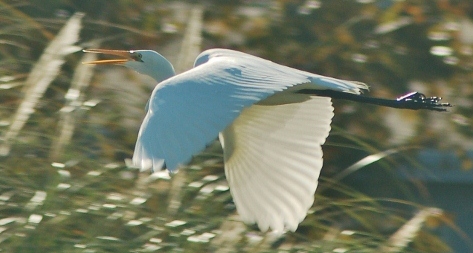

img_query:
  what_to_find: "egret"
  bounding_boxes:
[84,48,450,232]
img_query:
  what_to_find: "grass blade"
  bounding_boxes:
[0,13,83,156]
[49,42,99,160]
[379,207,443,252]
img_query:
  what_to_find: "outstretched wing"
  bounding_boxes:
[220,96,333,232]
[132,49,365,171]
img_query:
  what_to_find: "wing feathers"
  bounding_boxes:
[221,95,333,232]
[133,49,364,171]
[130,49,365,232]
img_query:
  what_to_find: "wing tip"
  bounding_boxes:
[132,141,166,172]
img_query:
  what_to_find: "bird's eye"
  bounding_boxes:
[131,52,143,62]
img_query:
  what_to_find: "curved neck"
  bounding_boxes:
[151,69,175,83]
[150,60,176,83]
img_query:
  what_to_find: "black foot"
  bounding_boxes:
[396,92,452,112]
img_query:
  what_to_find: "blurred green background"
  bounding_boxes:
[1,0,473,252]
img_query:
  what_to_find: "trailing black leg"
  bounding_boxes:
[297,89,451,112]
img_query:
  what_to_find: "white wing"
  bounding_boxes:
[220,95,333,232]
[133,49,366,171]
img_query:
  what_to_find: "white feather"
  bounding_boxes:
[133,49,366,172]
[220,95,333,232]
[120,48,367,231]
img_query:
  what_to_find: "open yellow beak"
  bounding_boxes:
[82,49,132,65]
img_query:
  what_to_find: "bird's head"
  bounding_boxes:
[83,49,175,82]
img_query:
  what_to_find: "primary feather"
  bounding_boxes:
[221,96,333,232]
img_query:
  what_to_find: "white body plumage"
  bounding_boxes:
[85,48,368,232]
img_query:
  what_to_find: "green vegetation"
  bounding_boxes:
[1,0,472,252]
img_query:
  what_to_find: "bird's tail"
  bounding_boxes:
[346,80,370,94]
[308,75,369,95]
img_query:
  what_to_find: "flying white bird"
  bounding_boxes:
[84,48,450,232]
